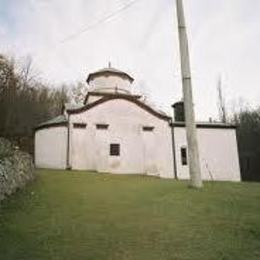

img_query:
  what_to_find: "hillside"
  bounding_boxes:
[0,169,260,260]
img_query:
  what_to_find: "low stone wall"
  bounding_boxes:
[0,138,35,201]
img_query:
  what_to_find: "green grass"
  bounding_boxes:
[0,170,260,260]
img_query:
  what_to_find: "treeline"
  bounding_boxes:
[0,54,69,154]
[217,79,260,181]
[232,108,260,182]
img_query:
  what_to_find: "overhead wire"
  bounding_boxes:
[30,0,141,62]
[60,0,140,44]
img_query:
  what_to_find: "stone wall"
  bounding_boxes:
[0,138,35,201]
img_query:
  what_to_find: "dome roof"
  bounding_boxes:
[86,67,134,83]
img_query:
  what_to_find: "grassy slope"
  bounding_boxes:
[0,170,260,260]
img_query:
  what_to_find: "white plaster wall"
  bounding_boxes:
[35,127,67,169]
[174,127,241,181]
[88,75,131,94]
[69,99,174,178]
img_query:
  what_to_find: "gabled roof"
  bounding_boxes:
[35,94,171,132]
[35,115,68,131]
[67,94,171,121]
[86,67,134,83]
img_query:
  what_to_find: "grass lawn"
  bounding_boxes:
[0,170,260,260]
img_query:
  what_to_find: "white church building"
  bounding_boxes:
[34,67,241,181]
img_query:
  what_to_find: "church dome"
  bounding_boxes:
[86,66,134,94]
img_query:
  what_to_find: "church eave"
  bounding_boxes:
[34,121,68,131]
[34,115,68,131]
[171,122,237,129]
[67,95,171,121]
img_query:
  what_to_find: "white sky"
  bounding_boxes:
[1,0,260,120]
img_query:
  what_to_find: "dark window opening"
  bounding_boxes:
[73,123,87,129]
[143,126,154,132]
[181,147,188,166]
[96,124,109,130]
[110,144,120,156]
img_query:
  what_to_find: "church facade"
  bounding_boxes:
[34,67,241,181]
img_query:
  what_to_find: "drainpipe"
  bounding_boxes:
[66,114,71,170]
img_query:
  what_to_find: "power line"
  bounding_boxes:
[60,0,140,44]
[30,0,140,60]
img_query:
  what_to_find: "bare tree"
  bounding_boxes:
[71,82,87,104]
[217,76,227,123]
[19,56,40,85]
[0,54,69,154]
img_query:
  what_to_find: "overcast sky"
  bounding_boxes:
[1,0,260,120]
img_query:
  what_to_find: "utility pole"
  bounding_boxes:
[176,0,203,188]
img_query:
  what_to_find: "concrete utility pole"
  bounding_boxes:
[176,0,203,188]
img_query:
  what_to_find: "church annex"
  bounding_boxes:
[34,67,241,181]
